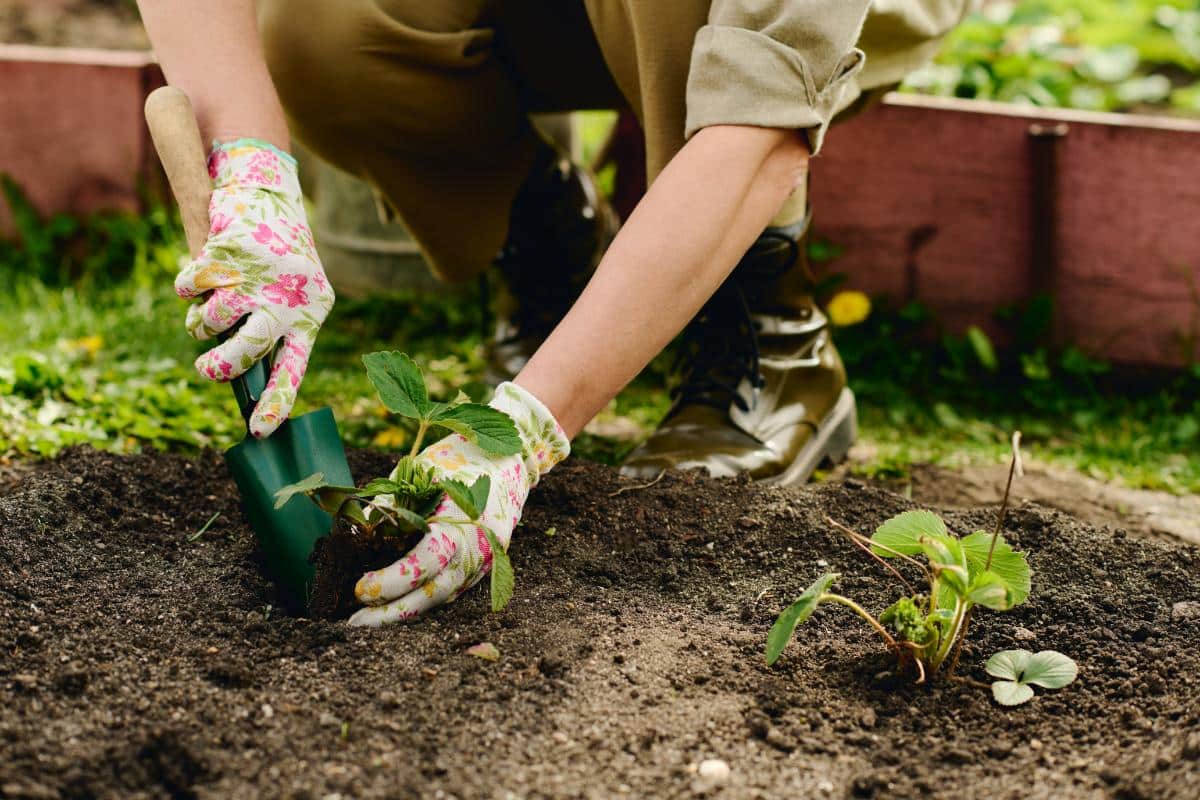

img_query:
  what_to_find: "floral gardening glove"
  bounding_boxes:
[350,382,570,625]
[174,139,334,438]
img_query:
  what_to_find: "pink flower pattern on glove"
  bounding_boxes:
[262,274,309,307]
[175,139,334,438]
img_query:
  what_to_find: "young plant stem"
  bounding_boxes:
[932,599,969,670]
[986,431,1022,570]
[944,609,972,677]
[821,593,898,650]
[408,420,430,459]
[951,432,1021,678]
[826,515,918,594]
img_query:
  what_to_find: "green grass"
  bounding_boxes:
[2,195,1197,494]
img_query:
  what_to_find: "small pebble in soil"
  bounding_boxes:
[1014,626,1036,640]
[1183,732,1200,761]
[816,779,834,794]
[696,759,730,783]
[1171,600,1200,621]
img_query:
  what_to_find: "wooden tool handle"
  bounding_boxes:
[144,86,270,427]
[144,86,212,259]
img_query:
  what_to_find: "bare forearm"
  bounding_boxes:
[516,125,809,437]
[137,0,289,148]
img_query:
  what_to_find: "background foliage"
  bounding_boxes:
[904,0,1200,114]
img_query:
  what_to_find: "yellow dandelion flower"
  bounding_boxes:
[372,427,407,448]
[67,334,103,357]
[826,290,871,327]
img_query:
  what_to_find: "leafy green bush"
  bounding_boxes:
[904,0,1200,114]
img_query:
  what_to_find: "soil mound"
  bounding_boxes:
[1,447,1198,798]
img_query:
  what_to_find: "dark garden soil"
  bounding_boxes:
[2,447,1199,799]
[309,520,416,622]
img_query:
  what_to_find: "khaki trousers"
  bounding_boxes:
[258,0,954,282]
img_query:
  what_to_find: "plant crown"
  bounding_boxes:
[274,351,522,611]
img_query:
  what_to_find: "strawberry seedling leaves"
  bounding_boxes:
[274,472,358,513]
[966,569,1016,610]
[484,527,514,612]
[388,505,432,534]
[362,351,430,418]
[962,531,1031,606]
[986,649,1078,706]
[432,403,521,456]
[766,572,840,665]
[441,475,491,522]
[275,472,329,509]
[357,478,407,497]
[871,510,949,557]
[921,534,969,595]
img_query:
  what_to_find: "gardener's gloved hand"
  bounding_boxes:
[350,382,569,625]
[174,139,334,438]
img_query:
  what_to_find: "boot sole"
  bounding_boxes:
[763,387,858,488]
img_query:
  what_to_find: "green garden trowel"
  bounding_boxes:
[144,86,353,608]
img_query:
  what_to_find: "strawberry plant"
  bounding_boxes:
[274,351,522,613]
[767,434,1078,701]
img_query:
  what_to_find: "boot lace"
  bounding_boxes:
[668,231,800,414]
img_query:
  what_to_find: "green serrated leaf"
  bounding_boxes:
[338,499,371,529]
[468,475,491,515]
[313,486,359,515]
[962,532,1031,606]
[966,569,1015,610]
[992,680,1035,706]
[357,478,405,497]
[1022,650,1078,689]
[274,472,328,509]
[274,472,357,514]
[484,527,514,612]
[871,510,949,557]
[921,534,969,595]
[766,572,840,666]
[361,351,430,419]
[383,505,432,535]
[440,478,480,520]
[432,403,521,456]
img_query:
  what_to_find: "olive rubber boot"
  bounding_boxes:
[620,214,856,486]
[484,142,618,384]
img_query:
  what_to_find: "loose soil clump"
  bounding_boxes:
[1,447,1199,798]
[308,519,415,620]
